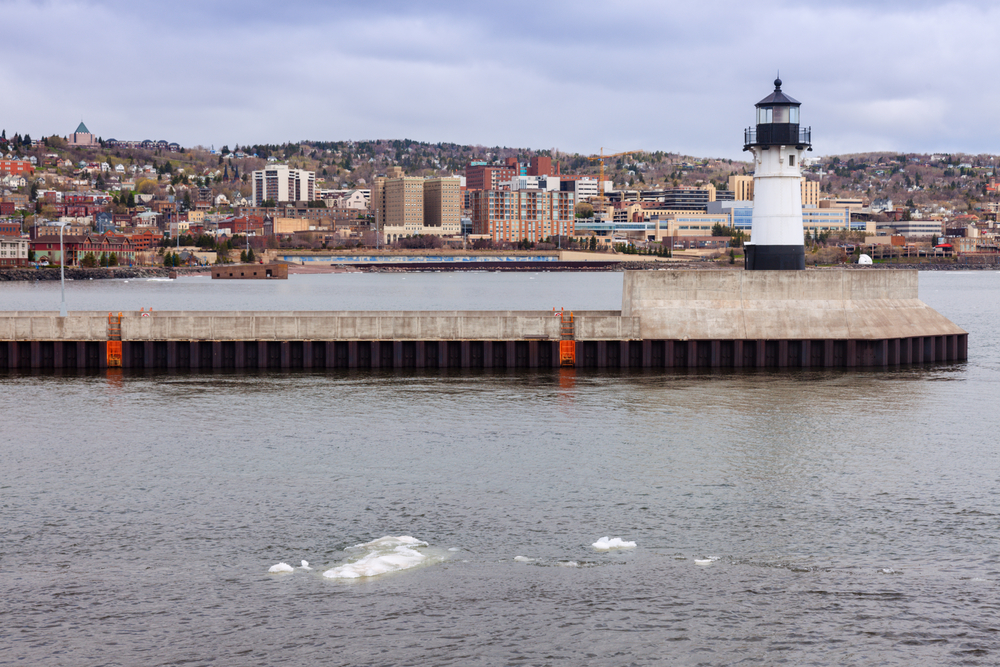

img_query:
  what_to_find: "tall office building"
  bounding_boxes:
[251,164,316,205]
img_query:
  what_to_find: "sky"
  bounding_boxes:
[3,0,1000,160]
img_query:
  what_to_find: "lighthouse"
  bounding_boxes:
[743,78,811,270]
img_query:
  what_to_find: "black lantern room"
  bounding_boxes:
[744,78,811,150]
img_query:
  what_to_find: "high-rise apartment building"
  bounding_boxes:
[469,189,576,244]
[251,164,316,205]
[423,177,461,233]
[372,175,461,242]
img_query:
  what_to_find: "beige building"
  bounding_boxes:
[385,177,425,237]
[801,179,819,208]
[272,217,311,234]
[652,212,733,242]
[373,174,461,242]
[729,175,754,201]
[423,177,461,235]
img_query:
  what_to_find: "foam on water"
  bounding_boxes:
[322,535,436,580]
[268,562,294,573]
[592,536,637,550]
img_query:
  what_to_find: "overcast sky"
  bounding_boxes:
[4,0,999,160]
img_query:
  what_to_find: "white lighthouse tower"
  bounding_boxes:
[743,78,811,270]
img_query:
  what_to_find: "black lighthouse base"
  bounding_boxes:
[744,244,805,271]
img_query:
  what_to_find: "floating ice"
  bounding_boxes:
[268,562,294,573]
[513,556,534,563]
[322,536,433,580]
[592,537,637,550]
[558,561,580,567]
[448,547,461,552]
[694,557,719,565]
[300,560,312,570]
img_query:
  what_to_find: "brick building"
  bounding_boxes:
[0,159,34,176]
[469,189,576,244]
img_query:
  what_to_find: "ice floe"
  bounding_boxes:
[323,535,434,580]
[694,557,719,566]
[513,556,534,563]
[268,562,295,573]
[300,560,312,570]
[592,536,637,550]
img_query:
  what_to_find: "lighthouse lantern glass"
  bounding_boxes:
[790,107,799,124]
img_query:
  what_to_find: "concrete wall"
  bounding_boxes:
[0,310,637,342]
[0,269,965,345]
[622,269,965,340]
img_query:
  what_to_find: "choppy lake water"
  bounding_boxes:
[1,271,998,666]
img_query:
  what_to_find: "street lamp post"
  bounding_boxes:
[58,221,67,317]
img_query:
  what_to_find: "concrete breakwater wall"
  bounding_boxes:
[0,270,967,370]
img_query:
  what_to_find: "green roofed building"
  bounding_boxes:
[70,121,97,148]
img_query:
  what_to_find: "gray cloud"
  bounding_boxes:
[2,0,999,159]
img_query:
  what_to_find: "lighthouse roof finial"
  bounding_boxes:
[757,75,799,107]
[775,72,781,89]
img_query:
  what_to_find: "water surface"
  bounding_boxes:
[1,271,997,666]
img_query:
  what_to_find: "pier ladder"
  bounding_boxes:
[559,309,576,367]
[107,312,122,367]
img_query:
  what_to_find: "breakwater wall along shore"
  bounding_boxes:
[0,270,967,370]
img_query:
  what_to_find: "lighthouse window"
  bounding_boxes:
[757,107,772,124]
[789,155,796,167]
[790,107,799,124]
[772,106,789,123]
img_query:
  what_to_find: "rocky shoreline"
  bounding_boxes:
[0,266,205,281]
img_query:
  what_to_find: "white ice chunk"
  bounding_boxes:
[300,560,312,570]
[694,557,719,565]
[558,561,580,567]
[323,535,433,580]
[448,548,461,552]
[268,562,294,573]
[513,556,534,562]
[592,536,637,550]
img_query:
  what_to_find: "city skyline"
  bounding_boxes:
[3,0,999,159]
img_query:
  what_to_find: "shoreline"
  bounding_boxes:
[0,261,996,281]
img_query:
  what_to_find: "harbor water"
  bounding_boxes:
[1,271,998,666]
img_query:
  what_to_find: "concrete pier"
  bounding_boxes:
[0,270,967,370]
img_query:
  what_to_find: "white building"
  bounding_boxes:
[562,177,600,200]
[251,164,316,205]
[0,235,29,267]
